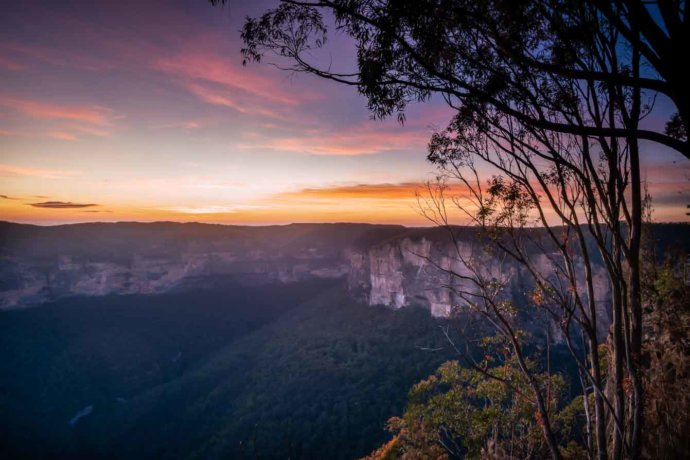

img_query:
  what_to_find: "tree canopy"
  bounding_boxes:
[221,0,688,159]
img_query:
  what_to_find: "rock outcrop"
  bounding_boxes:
[7,221,686,337]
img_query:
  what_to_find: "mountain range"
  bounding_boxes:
[2,221,688,319]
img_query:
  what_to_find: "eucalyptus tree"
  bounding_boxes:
[220,0,687,157]
[211,1,688,458]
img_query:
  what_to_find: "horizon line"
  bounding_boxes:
[1,219,688,229]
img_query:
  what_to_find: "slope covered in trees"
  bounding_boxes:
[1,279,465,459]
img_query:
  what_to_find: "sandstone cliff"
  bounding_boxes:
[0,221,617,340]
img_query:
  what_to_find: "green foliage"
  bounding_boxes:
[651,266,686,299]
[367,341,588,459]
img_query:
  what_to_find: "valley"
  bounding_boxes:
[1,221,687,458]
[0,279,461,459]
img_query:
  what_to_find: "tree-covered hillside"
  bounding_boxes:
[0,279,460,459]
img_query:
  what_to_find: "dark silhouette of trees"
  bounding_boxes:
[592,0,689,147]
[210,1,688,458]
[211,0,688,159]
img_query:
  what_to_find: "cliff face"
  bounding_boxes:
[346,235,613,339]
[0,222,475,315]
[349,237,467,318]
[2,220,662,338]
[0,221,386,309]
[0,246,351,308]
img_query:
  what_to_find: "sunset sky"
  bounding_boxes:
[1,0,688,225]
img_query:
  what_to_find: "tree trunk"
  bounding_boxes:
[590,338,608,460]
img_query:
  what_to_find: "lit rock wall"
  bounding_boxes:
[0,222,612,338]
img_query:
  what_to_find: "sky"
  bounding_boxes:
[1,0,688,226]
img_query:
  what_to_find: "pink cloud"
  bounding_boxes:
[0,56,25,71]
[2,43,114,71]
[643,161,690,182]
[0,125,109,141]
[153,51,313,107]
[0,96,113,126]
[65,124,111,137]
[185,83,246,112]
[0,163,77,179]
[47,131,78,141]
[152,119,208,130]
[185,82,285,119]
[239,123,431,156]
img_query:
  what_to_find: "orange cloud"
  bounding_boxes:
[158,204,265,215]
[282,182,430,200]
[276,182,473,210]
